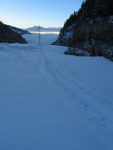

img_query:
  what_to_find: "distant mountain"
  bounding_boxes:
[54,0,113,60]
[8,25,30,35]
[0,21,27,44]
[26,26,61,32]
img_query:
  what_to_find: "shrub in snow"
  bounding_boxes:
[64,47,89,56]
[104,47,113,61]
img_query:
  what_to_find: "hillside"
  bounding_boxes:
[54,0,113,60]
[0,21,27,44]
[9,25,30,35]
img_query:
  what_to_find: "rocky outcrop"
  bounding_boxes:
[54,0,113,60]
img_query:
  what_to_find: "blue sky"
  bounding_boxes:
[0,0,83,28]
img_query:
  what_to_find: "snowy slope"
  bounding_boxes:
[0,34,113,150]
[8,25,30,35]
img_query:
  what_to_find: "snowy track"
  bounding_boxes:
[0,43,113,150]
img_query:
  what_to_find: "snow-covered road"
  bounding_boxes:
[0,35,113,150]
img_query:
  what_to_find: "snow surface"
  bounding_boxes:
[109,15,113,23]
[0,33,113,150]
[63,31,73,40]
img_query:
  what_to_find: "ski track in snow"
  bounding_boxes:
[0,34,113,150]
[41,46,113,127]
[40,45,113,135]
